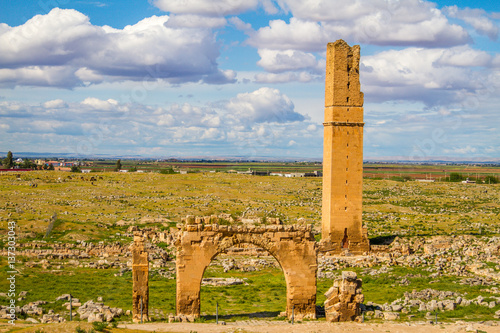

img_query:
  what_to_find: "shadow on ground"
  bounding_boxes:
[202,311,281,321]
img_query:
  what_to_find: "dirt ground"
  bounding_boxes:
[120,321,500,333]
[1,320,500,333]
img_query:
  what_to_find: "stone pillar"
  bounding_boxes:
[321,40,370,254]
[324,271,364,322]
[132,233,149,322]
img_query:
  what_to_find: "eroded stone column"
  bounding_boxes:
[132,233,149,322]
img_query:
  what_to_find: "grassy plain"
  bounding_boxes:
[1,169,500,326]
[1,169,499,241]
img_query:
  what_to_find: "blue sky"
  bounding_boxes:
[0,0,499,161]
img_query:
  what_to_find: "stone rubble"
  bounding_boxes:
[77,300,124,322]
[2,230,500,323]
[324,271,363,322]
[201,278,248,287]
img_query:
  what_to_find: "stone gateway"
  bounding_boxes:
[175,218,318,320]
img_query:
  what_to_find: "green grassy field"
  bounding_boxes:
[1,170,500,325]
[1,170,499,242]
[2,255,499,324]
[61,159,500,180]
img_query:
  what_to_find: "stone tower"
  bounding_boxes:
[321,40,369,254]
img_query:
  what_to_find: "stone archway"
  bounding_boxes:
[175,222,317,320]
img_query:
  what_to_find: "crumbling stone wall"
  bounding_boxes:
[324,271,363,322]
[175,215,317,321]
[132,233,149,323]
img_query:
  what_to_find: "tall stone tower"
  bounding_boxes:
[321,40,369,254]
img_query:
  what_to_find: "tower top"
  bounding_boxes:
[325,40,363,108]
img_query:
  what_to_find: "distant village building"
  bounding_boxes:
[305,171,322,177]
[289,173,306,177]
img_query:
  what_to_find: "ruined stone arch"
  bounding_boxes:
[175,223,318,320]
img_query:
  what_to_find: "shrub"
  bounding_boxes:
[159,167,175,174]
[92,321,108,332]
[448,173,464,182]
[484,175,499,184]
[75,327,95,333]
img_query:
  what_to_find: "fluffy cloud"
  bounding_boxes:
[0,8,235,87]
[434,46,492,67]
[360,46,496,106]
[246,18,329,52]
[81,98,119,111]
[238,0,472,85]
[247,0,469,50]
[362,102,500,159]
[0,88,317,157]
[226,87,304,123]
[445,6,499,40]
[444,145,477,155]
[43,99,67,109]
[257,49,320,73]
[153,0,258,16]
[254,71,317,83]
[164,14,227,28]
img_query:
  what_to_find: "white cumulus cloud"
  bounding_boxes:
[0,87,319,156]
[360,46,496,105]
[226,87,305,123]
[257,49,320,73]
[43,99,67,109]
[81,98,118,110]
[248,0,469,49]
[445,5,499,40]
[153,0,258,16]
[254,71,316,83]
[0,8,235,87]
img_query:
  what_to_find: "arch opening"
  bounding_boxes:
[199,244,286,320]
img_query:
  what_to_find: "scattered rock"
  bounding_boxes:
[383,312,400,320]
[324,271,363,322]
[202,278,247,287]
